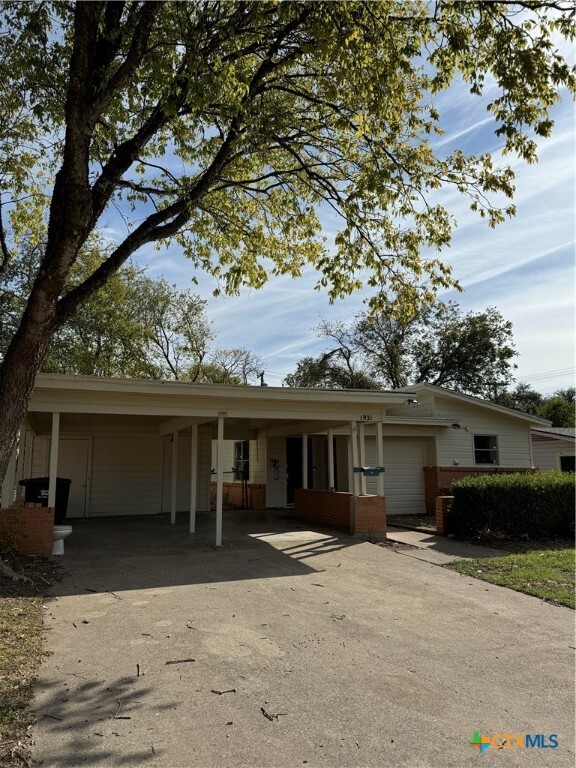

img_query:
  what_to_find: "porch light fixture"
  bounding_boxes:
[404,398,419,407]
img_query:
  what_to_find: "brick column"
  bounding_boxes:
[353,495,387,535]
[435,496,453,537]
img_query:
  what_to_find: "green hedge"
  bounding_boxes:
[448,471,575,539]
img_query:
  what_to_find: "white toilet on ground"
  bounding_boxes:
[52,525,73,555]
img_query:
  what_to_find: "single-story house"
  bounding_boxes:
[0,375,551,545]
[531,427,575,472]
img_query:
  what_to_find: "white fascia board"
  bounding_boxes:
[32,373,413,408]
[399,382,552,427]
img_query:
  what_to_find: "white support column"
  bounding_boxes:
[170,430,179,524]
[358,422,367,495]
[347,436,354,493]
[302,433,308,489]
[376,421,384,497]
[327,429,335,491]
[1,441,17,508]
[216,414,225,547]
[350,421,359,497]
[189,423,198,533]
[48,412,60,509]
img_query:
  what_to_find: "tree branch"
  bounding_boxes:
[92,2,162,112]
[0,193,13,278]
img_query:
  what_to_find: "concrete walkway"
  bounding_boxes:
[32,513,574,767]
[386,526,506,565]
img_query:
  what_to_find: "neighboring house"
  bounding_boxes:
[531,427,575,472]
[0,375,550,543]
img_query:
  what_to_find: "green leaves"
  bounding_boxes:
[284,300,518,396]
[450,471,575,540]
[0,0,574,357]
[0,235,262,383]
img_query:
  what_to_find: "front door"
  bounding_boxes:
[285,437,313,505]
[285,438,302,505]
[57,438,90,518]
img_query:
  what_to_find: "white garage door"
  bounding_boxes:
[365,437,426,515]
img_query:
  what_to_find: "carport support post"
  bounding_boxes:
[48,412,60,508]
[302,433,308,489]
[350,422,359,497]
[376,421,384,497]
[189,423,198,534]
[327,429,335,491]
[14,430,25,489]
[358,422,367,495]
[170,430,179,524]
[1,439,17,507]
[216,414,225,547]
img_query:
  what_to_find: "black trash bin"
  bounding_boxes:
[19,477,72,524]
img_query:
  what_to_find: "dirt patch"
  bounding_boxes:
[0,550,64,767]
[375,539,420,552]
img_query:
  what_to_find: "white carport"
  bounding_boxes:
[11,374,446,545]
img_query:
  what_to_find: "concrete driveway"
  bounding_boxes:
[33,512,574,767]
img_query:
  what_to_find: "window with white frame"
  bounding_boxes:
[233,440,250,481]
[474,435,499,465]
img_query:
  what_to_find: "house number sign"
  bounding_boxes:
[360,414,373,421]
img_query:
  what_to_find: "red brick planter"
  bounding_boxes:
[0,505,54,556]
[295,489,386,535]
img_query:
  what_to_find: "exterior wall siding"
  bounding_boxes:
[532,437,575,471]
[31,425,161,517]
[433,398,533,467]
[250,433,267,484]
[163,426,212,513]
[30,437,49,477]
[31,423,162,517]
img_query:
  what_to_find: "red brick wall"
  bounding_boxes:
[249,485,266,511]
[210,482,267,511]
[423,466,535,514]
[0,505,54,555]
[353,495,387,535]
[295,490,387,535]
[295,489,352,530]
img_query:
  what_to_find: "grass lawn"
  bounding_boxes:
[446,540,575,609]
[0,551,61,767]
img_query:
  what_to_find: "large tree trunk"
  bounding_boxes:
[0,302,57,486]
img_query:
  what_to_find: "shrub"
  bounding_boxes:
[448,471,575,539]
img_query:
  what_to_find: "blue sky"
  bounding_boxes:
[102,72,575,395]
